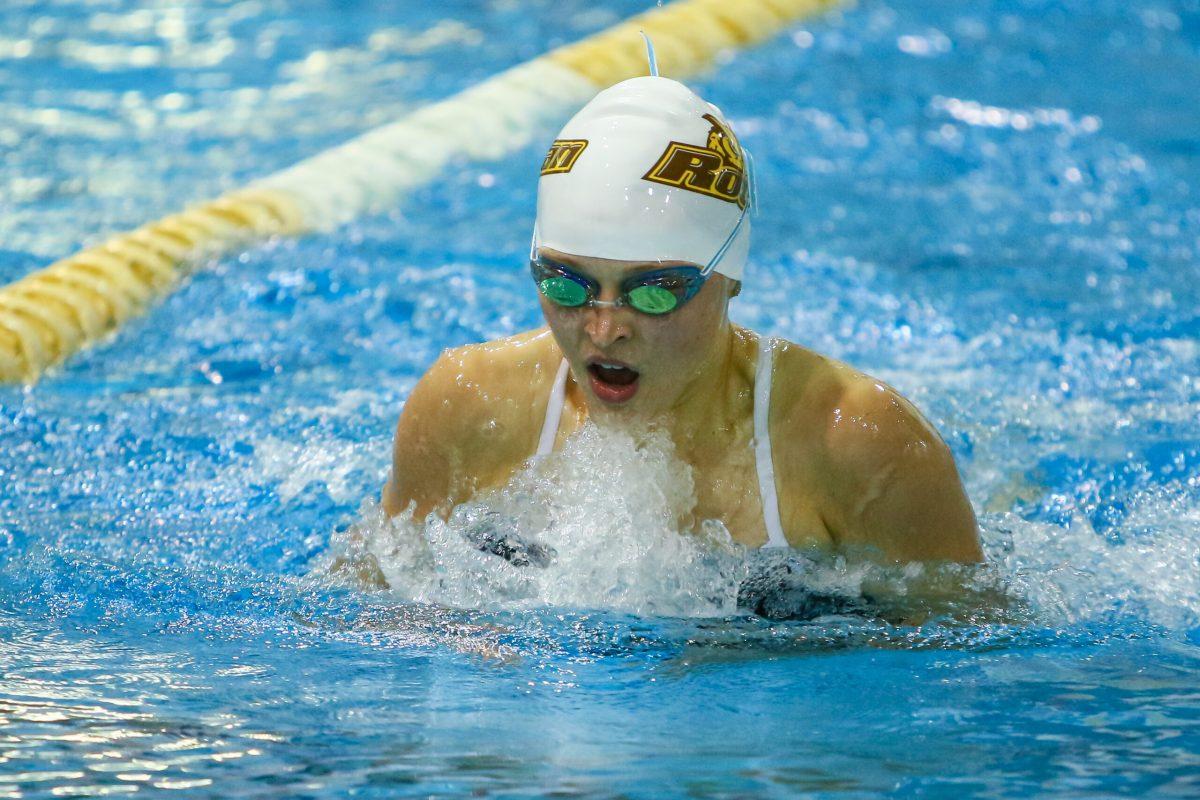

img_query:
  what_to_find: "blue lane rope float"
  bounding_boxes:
[0,0,841,384]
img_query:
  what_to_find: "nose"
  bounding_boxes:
[584,303,632,349]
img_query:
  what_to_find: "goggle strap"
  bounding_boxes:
[703,201,749,277]
[745,148,759,216]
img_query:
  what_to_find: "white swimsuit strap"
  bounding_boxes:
[536,358,570,457]
[754,337,789,548]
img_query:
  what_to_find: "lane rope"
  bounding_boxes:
[0,0,839,384]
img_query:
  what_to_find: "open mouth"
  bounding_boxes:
[588,362,639,385]
[586,359,640,403]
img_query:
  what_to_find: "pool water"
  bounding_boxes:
[3,0,1200,797]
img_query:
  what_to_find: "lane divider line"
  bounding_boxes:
[0,0,840,384]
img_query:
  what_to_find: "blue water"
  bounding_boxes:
[3,0,1200,797]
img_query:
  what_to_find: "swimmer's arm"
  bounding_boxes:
[821,382,983,564]
[382,349,487,520]
[382,346,530,520]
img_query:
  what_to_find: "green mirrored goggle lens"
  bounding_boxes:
[532,257,701,315]
[626,284,679,315]
[538,276,588,307]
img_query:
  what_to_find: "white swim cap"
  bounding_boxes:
[534,76,752,281]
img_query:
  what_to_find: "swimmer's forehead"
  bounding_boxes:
[540,248,699,276]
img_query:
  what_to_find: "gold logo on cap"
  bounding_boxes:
[541,139,589,175]
[642,114,747,208]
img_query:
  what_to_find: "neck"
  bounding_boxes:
[660,323,753,455]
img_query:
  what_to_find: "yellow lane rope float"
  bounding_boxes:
[0,0,841,384]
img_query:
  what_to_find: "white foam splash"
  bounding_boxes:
[329,423,748,618]
[254,434,378,504]
[987,482,1200,632]
[321,425,1200,633]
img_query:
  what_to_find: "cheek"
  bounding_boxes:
[540,300,582,347]
[639,292,726,375]
[666,288,726,345]
[643,317,697,354]
[643,309,718,366]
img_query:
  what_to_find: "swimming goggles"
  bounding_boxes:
[529,187,751,316]
[530,257,708,315]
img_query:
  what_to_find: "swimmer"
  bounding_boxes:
[382,73,983,566]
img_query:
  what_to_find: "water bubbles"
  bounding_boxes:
[331,424,746,617]
[792,30,814,49]
[323,424,1024,630]
[896,30,952,57]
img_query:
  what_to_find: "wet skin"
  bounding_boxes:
[383,249,983,564]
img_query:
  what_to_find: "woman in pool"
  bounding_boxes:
[382,75,982,565]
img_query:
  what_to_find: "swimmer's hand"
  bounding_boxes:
[737,553,870,620]
[736,548,1014,625]
[456,508,557,568]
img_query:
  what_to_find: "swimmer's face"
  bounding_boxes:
[537,248,736,418]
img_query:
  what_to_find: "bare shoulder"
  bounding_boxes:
[769,339,982,563]
[382,328,562,518]
[430,327,560,412]
[815,359,945,466]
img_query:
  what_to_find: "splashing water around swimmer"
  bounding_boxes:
[327,424,1007,624]
[333,424,749,617]
[322,413,1200,631]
